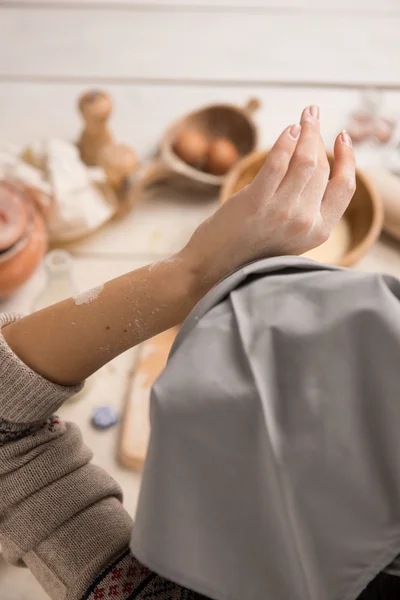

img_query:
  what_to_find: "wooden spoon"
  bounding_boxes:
[157,97,261,186]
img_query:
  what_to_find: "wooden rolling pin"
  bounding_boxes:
[119,327,178,471]
[368,167,400,242]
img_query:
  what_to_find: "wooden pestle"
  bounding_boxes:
[99,143,138,216]
[77,90,113,166]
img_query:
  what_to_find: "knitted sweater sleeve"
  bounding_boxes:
[0,313,133,600]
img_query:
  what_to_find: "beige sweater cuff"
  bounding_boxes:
[0,313,83,423]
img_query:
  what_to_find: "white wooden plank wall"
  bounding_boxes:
[6,0,400,10]
[1,7,400,85]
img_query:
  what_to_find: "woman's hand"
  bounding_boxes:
[3,105,355,386]
[183,105,356,287]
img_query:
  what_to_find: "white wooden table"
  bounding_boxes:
[1,1,400,598]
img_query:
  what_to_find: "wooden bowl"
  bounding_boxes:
[125,98,261,206]
[162,98,260,186]
[220,150,383,267]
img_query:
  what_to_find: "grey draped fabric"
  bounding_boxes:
[131,256,400,600]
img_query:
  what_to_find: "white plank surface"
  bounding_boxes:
[0,556,47,600]
[1,81,400,154]
[1,8,400,85]
[8,0,400,10]
[63,187,218,257]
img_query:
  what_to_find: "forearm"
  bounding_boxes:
[3,250,209,386]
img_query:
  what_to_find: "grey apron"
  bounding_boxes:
[131,256,400,600]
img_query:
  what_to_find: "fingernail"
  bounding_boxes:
[340,130,352,146]
[308,105,320,120]
[289,123,301,139]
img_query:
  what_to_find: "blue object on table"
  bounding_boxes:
[91,406,118,430]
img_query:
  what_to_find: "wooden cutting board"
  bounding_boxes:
[118,327,178,471]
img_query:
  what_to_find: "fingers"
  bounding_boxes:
[277,105,321,198]
[252,123,301,197]
[320,130,356,230]
[295,135,330,221]
[317,134,330,174]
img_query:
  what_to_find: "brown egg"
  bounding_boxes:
[206,138,239,175]
[173,129,209,167]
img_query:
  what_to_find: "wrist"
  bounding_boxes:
[175,247,217,307]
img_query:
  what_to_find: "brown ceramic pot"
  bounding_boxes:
[0,180,48,299]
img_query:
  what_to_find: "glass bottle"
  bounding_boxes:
[32,250,78,311]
